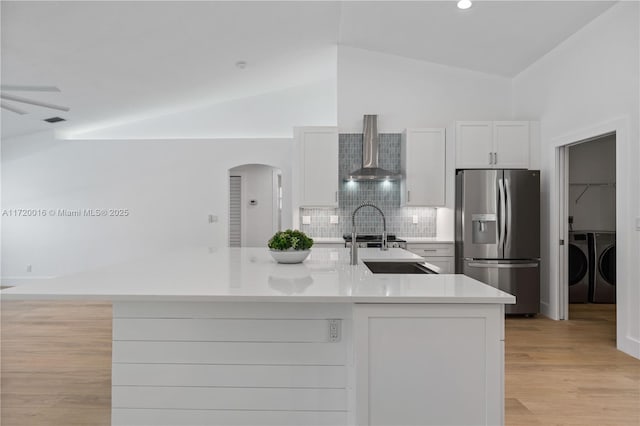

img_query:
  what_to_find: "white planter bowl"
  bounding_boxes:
[269,249,311,264]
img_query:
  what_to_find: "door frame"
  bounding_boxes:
[551,116,634,356]
[556,145,569,319]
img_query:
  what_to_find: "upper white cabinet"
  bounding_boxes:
[456,121,530,169]
[400,128,446,207]
[295,127,339,207]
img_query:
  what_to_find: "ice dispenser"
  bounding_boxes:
[471,214,497,244]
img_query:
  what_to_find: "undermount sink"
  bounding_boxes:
[364,261,438,274]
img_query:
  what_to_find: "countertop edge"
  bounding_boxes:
[1,293,516,304]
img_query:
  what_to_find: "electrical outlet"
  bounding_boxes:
[330,215,339,224]
[636,217,640,231]
[208,214,218,223]
[26,264,32,273]
[412,215,419,224]
[302,216,311,225]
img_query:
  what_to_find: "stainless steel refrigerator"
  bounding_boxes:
[455,169,540,315]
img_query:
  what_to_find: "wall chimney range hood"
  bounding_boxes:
[346,115,402,182]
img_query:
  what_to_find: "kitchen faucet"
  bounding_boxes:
[351,202,388,265]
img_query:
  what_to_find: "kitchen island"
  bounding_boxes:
[2,247,515,426]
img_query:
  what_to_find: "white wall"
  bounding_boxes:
[568,135,616,231]
[337,46,513,240]
[513,2,639,357]
[229,164,279,247]
[60,79,337,140]
[2,134,293,279]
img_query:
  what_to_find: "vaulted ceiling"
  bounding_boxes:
[1,1,615,139]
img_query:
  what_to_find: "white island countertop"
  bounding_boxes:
[2,248,515,304]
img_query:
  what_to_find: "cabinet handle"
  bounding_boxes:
[494,152,498,164]
[408,190,411,202]
[488,152,493,165]
[335,191,338,202]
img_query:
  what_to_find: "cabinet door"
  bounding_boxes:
[354,304,504,426]
[401,129,446,206]
[297,127,338,207]
[422,257,454,274]
[455,121,493,169]
[493,121,529,169]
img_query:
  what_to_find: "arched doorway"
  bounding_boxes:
[228,164,282,247]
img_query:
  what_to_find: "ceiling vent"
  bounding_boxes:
[43,116,66,123]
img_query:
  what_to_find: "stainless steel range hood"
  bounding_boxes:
[346,115,402,182]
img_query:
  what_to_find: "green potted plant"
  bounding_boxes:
[268,229,314,264]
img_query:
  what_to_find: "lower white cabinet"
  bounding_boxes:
[312,242,345,249]
[354,304,505,426]
[406,242,454,273]
[112,301,506,426]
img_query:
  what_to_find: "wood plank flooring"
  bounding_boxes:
[1,301,112,426]
[506,304,640,426]
[1,301,638,426]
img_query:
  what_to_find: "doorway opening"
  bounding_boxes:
[228,164,282,247]
[559,133,616,324]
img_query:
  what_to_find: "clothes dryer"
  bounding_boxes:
[592,232,615,303]
[568,231,592,303]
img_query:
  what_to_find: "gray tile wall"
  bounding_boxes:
[299,134,437,238]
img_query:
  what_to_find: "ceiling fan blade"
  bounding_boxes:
[1,85,61,92]
[0,93,69,112]
[1,102,28,115]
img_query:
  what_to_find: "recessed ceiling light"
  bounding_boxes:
[235,61,247,69]
[457,0,472,10]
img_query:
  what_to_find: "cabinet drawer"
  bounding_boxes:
[422,257,454,274]
[407,244,454,257]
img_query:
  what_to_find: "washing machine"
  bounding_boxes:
[592,232,616,303]
[568,231,592,303]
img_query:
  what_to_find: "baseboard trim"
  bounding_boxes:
[618,335,640,360]
[1,276,55,286]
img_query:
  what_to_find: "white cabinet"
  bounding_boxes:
[406,242,454,273]
[456,121,530,169]
[294,127,339,207]
[354,304,505,426]
[400,128,446,207]
[312,242,344,249]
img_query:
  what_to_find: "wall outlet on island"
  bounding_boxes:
[412,215,419,224]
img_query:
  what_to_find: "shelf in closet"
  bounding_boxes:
[570,182,616,203]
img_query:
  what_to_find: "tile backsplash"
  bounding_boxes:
[299,134,437,238]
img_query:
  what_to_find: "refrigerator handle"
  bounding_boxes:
[505,178,512,251]
[467,262,539,269]
[498,178,506,250]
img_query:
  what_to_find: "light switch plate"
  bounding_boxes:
[330,215,339,224]
[302,215,311,225]
[412,215,419,224]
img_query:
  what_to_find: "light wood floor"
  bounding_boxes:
[1,301,638,426]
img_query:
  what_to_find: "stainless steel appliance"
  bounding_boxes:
[568,231,592,303]
[343,234,407,249]
[592,231,616,303]
[346,115,402,182]
[455,169,540,315]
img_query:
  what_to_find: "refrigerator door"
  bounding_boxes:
[457,170,503,259]
[503,170,540,259]
[462,259,540,315]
